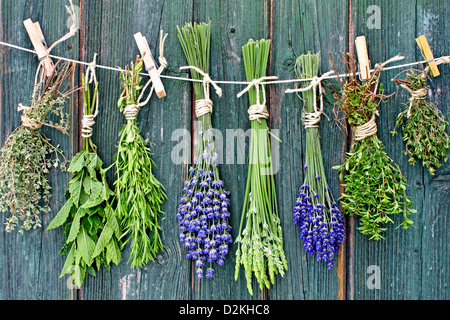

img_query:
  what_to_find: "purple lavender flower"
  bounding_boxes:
[293,184,345,270]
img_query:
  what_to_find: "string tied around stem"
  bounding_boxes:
[123,31,168,121]
[237,76,278,121]
[81,53,99,139]
[179,65,222,118]
[285,70,334,128]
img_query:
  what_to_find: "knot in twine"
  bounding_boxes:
[237,76,278,121]
[354,110,380,141]
[400,83,428,118]
[286,70,334,128]
[123,30,168,122]
[179,65,222,118]
[18,103,42,130]
[81,54,99,138]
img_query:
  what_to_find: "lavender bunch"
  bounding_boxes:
[177,21,232,279]
[291,53,345,270]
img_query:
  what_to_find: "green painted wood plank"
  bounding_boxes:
[349,0,449,299]
[77,0,193,300]
[269,0,349,300]
[0,0,79,299]
[191,0,272,300]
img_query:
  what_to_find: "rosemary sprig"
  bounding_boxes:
[176,21,232,280]
[333,54,415,240]
[114,57,167,269]
[392,69,450,175]
[292,53,345,270]
[235,39,287,295]
[47,73,121,288]
[0,61,74,233]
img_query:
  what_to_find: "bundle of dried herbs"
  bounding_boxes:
[392,69,450,175]
[176,21,232,280]
[47,71,121,288]
[114,57,167,269]
[290,52,345,270]
[0,61,74,233]
[234,39,287,295]
[332,54,415,240]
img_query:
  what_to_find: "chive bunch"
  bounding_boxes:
[392,69,450,175]
[333,54,415,240]
[292,53,345,270]
[235,39,287,295]
[177,21,232,280]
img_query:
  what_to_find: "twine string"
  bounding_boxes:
[179,65,222,118]
[35,0,78,85]
[354,110,380,141]
[81,54,99,138]
[237,76,278,121]
[123,31,168,121]
[286,70,334,128]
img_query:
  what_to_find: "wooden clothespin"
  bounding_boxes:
[23,19,55,77]
[416,35,440,77]
[355,35,371,81]
[134,32,166,98]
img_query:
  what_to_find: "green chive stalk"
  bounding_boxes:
[114,57,167,269]
[235,39,287,296]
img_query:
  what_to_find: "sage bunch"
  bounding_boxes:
[48,73,121,287]
[291,53,345,270]
[114,57,167,269]
[0,61,74,233]
[235,39,287,295]
[333,54,415,240]
[392,69,450,175]
[177,21,232,280]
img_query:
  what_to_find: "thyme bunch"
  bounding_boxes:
[114,57,167,269]
[333,54,415,240]
[177,21,232,280]
[292,53,345,269]
[392,69,450,175]
[235,39,287,295]
[47,73,121,288]
[0,61,74,233]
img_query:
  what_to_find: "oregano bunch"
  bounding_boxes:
[47,73,121,288]
[114,57,167,269]
[0,61,74,233]
[332,54,415,240]
[392,69,450,175]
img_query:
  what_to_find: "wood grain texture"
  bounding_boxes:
[269,0,349,300]
[0,0,78,300]
[0,0,448,300]
[349,0,449,300]
[191,0,272,300]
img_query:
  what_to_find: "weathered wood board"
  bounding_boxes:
[0,0,448,300]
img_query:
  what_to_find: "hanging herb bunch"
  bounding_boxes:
[47,69,122,288]
[0,61,74,233]
[332,54,416,240]
[391,69,450,175]
[290,53,345,270]
[176,21,232,280]
[234,39,288,295]
[114,56,167,269]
